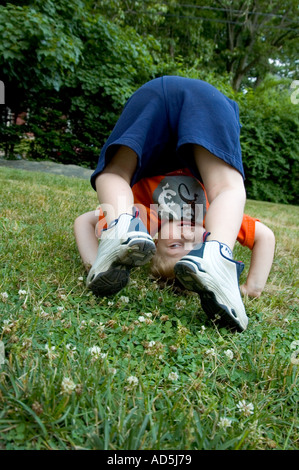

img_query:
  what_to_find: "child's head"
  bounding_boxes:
[150,219,205,280]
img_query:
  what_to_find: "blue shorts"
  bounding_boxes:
[90,76,244,190]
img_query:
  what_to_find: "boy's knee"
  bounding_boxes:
[100,146,138,183]
[207,177,246,203]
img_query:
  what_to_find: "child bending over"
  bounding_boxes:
[74,172,275,329]
[75,76,275,332]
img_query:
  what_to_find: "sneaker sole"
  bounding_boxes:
[174,261,246,332]
[88,237,156,297]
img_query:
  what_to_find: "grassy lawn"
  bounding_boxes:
[0,166,298,450]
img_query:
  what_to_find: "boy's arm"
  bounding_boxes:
[74,211,99,271]
[240,221,275,298]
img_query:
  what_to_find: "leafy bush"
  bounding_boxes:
[0,2,159,166]
[239,77,299,204]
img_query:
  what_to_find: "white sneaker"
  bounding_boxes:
[87,212,156,296]
[174,240,248,331]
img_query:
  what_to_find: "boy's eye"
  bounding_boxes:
[169,243,181,248]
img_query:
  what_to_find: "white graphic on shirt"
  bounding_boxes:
[157,183,180,220]
[153,175,206,223]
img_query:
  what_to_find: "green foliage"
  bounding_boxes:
[0,1,159,165]
[0,121,23,160]
[93,0,299,91]
[0,1,83,89]
[0,0,298,203]
[239,77,299,204]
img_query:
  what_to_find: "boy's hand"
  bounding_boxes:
[240,283,261,298]
[240,221,275,299]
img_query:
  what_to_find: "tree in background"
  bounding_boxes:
[92,0,298,90]
[200,0,299,91]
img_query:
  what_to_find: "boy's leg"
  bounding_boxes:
[194,146,246,249]
[94,146,138,224]
[174,146,248,331]
[87,146,156,296]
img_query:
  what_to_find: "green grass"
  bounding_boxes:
[0,166,298,450]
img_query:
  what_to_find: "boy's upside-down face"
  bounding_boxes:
[155,220,205,260]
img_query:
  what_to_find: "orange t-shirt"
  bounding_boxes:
[132,168,208,238]
[132,168,259,250]
[98,168,259,250]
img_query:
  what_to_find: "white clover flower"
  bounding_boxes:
[61,377,76,395]
[2,319,13,334]
[57,306,64,312]
[79,320,87,330]
[97,322,105,332]
[205,348,216,357]
[290,340,299,350]
[119,296,129,303]
[138,316,146,322]
[290,350,299,365]
[144,312,152,318]
[148,341,156,348]
[77,276,84,281]
[66,344,77,358]
[218,417,233,430]
[175,299,186,309]
[168,371,179,382]
[88,346,102,358]
[236,400,254,417]
[108,367,117,375]
[22,337,32,348]
[18,289,27,296]
[127,375,139,386]
[224,349,234,360]
[39,308,50,318]
[45,344,57,360]
[1,292,8,301]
